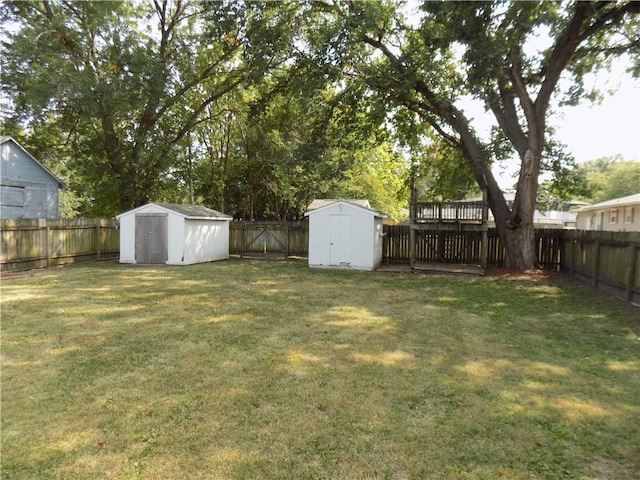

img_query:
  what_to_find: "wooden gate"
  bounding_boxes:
[229,222,309,258]
[135,214,168,264]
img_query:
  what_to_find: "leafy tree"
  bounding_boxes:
[313,0,640,269]
[2,0,301,215]
[577,156,640,202]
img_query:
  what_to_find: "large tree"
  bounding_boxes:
[318,0,639,269]
[1,0,301,215]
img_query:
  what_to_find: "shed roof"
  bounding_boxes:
[117,202,232,220]
[307,199,371,211]
[305,199,386,218]
[1,136,67,189]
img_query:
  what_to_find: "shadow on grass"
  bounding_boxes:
[1,259,639,479]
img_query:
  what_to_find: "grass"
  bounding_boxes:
[1,259,639,479]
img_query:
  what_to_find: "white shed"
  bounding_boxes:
[305,199,386,271]
[116,203,232,265]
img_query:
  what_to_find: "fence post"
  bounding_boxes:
[96,220,102,262]
[568,231,575,276]
[240,222,245,259]
[284,222,289,259]
[39,219,50,268]
[626,244,638,303]
[409,227,416,268]
[592,239,600,288]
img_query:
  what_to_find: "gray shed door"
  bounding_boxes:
[135,214,168,264]
[330,214,351,266]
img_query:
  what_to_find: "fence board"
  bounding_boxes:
[382,226,561,270]
[1,218,119,272]
[559,230,640,303]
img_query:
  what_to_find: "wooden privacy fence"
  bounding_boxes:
[383,225,562,271]
[227,222,563,270]
[560,230,640,304]
[0,218,119,273]
[229,221,308,258]
[2,217,636,303]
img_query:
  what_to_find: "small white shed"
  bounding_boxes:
[116,203,232,265]
[305,199,386,271]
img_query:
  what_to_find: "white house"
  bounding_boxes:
[305,199,386,271]
[574,194,640,232]
[116,203,232,265]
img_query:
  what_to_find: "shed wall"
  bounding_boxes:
[308,202,382,270]
[181,219,229,264]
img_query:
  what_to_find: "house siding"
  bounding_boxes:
[575,195,640,232]
[0,139,63,219]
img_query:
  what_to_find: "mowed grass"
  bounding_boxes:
[1,259,639,480]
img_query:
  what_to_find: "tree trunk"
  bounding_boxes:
[502,149,540,270]
[503,223,537,271]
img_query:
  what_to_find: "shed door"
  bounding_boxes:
[135,214,168,264]
[330,214,351,266]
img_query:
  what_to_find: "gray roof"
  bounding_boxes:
[153,203,232,219]
[305,198,386,217]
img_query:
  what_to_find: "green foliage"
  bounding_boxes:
[578,156,640,203]
[336,142,409,222]
[2,1,302,216]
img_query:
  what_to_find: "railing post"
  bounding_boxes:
[410,187,417,222]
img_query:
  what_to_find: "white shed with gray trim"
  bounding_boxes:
[305,199,386,271]
[116,203,231,265]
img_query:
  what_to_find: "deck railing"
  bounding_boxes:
[411,201,485,223]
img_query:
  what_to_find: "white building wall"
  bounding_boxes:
[372,216,384,268]
[308,202,382,271]
[166,213,185,264]
[118,212,136,263]
[180,219,229,265]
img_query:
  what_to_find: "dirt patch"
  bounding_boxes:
[487,268,565,279]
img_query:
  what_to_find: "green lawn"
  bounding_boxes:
[1,259,639,479]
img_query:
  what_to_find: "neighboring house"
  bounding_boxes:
[0,136,66,219]
[305,199,386,271]
[575,194,640,232]
[116,202,232,265]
